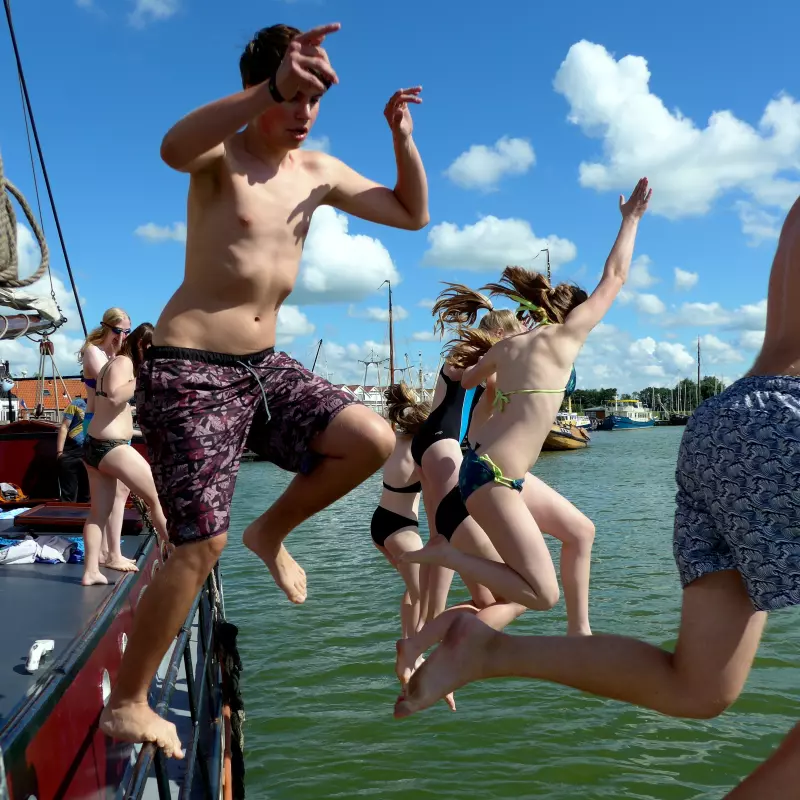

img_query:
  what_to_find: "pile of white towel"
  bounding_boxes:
[0,535,77,565]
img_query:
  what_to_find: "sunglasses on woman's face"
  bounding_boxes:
[103,322,131,336]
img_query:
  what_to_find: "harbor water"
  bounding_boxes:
[222,426,799,799]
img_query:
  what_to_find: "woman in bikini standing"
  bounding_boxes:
[82,323,170,586]
[78,307,134,572]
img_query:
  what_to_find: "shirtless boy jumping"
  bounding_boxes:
[100,22,429,756]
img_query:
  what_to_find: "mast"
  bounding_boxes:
[418,351,423,394]
[379,279,395,387]
[697,336,701,408]
[387,281,395,386]
[311,339,323,373]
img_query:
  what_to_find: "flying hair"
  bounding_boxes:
[482,266,588,327]
[384,382,430,435]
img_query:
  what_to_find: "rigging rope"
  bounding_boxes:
[0,151,49,288]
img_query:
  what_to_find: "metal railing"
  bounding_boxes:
[124,563,224,800]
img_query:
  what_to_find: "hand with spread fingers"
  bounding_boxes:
[619,177,652,220]
[274,23,341,101]
[384,87,423,139]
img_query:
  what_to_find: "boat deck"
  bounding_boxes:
[0,517,221,798]
[0,523,146,725]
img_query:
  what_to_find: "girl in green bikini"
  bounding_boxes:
[398,178,651,629]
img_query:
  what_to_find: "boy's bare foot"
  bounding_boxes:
[394,613,498,719]
[82,569,109,586]
[102,556,139,573]
[243,521,307,603]
[395,640,457,711]
[99,701,184,759]
[400,535,457,568]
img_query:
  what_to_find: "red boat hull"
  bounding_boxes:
[0,419,148,501]
[0,419,167,798]
[3,541,161,799]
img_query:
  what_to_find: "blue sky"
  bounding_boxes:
[0,0,797,390]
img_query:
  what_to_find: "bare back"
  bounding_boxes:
[470,326,580,477]
[380,434,421,519]
[748,196,800,377]
[155,135,333,354]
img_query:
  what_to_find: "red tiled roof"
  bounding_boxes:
[12,376,86,413]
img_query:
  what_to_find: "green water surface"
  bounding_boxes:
[222,426,799,799]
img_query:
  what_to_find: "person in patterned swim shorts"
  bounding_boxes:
[396,197,800,798]
[100,22,430,758]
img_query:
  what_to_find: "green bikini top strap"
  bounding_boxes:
[493,386,565,413]
[507,294,553,325]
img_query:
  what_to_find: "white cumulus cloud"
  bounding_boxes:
[134,222,186,243]
[445,137,535,191]
[291,206,399,304]
[276,305,315,345]
[129,0,179,27]
[665,299,766,330]
[302,135,330,153]
[627,255,658,289]
[739,330,766,351]
[423,216,577,272]
[349,305,409,323]
[553,40,800,226]
[417,298,435,309]
[736,201,782,246]
[634,293,666,315]
[411,330,440,342]
[674,267,699,291]
[700,333,745,364]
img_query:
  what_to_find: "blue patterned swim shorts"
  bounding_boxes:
[673,375,800,611]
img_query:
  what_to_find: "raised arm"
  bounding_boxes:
[462,351,497,390]
[750,195,800,372]
[160,23,341,174]
[564,178,651,340]
[323,88,429,230]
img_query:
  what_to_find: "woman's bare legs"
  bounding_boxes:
[375,528,425,639]
[82,467,118,586]
[405,482,560,611]
[417,447,459,620]
[521,475,595,635]
[98,445,169,543]
[396,601,525,686]
[395,570,766,719]
[101,480,135,572]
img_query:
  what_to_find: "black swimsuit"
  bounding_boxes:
[370,481,421,547]
[410,368,484,467]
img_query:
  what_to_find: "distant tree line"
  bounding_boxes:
[566,376,727,413]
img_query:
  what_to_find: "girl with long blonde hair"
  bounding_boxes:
[79,307,135,572]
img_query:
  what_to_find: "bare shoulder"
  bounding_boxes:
[105,356,134,382]
[299,149,345,180]
[83,345,107,374]
[443,362,464,380]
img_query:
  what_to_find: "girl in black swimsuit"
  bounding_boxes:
[409,284,526,625]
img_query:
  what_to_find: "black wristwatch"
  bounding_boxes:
[268,74,285,104]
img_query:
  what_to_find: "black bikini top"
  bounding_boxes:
[383,481,422,494]
[95,357,119,399]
